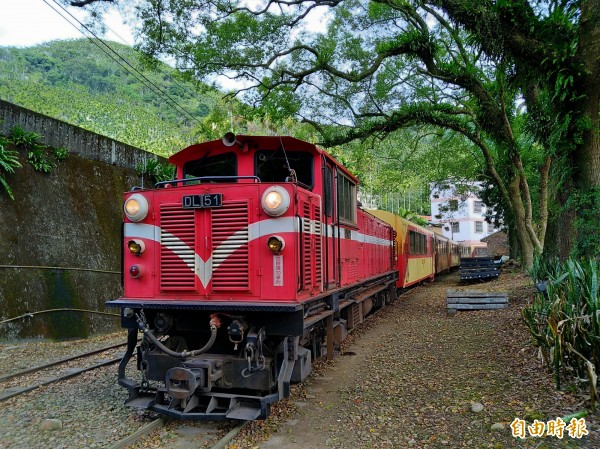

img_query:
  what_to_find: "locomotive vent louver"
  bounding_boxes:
[160,203,196,290]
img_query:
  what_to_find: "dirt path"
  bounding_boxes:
[232,271,600,449]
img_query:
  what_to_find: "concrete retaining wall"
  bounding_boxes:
[0,99,158,170]
[0,101,164,340]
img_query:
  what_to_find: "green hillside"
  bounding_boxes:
[0,39,224,155]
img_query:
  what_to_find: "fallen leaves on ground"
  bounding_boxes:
[230,272,600,449]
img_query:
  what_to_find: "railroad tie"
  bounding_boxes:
[446,289,508,315]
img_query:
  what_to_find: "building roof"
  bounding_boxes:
[480,230,507,242]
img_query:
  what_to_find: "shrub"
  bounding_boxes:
[136,159,175,184]
[523,258,600,407]
[9,125,41,148]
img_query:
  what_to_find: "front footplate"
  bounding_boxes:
[124,387,279,420]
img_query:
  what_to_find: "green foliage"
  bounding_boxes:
[9,126,41,148]
[396,208,429,227]
[136,159,175,185]
[27,146,55,173]
[523,258,600,405]
[7,126,67,174]
[573,188,600,259]
[0,137,22,200]
[0,40,226,156]
[53,147,69,161]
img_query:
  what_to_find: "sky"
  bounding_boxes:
[0,0,328,91]
[0,0,133,47]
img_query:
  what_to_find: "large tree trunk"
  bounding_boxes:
[574,0,600,190]
[545,181,576,260]
[508,175,536,270]
[559,0,600,257]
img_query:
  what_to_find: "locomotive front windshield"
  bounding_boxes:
[255,150,313,188]
[183,152,237,182]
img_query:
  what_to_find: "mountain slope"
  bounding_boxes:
[0,39,223,155]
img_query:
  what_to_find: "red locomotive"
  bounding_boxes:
[108,134,399,420]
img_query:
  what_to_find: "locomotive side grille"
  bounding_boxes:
[302,202,312,287]
[314,204,322,288]
[160,204,196,290]
[211,201,250,291]
[301,199,322,292]
[348,258,358,282]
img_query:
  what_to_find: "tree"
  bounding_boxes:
[68,0,600,267]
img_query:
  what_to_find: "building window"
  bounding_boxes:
[475,221,483,233]
[449,199,459,211]
[451,222,460,233]
[474,201,483,213]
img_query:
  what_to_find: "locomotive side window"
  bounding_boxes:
[324,165,333,216]
[183,152,237,182]
[255,150,313,188]
[337,171,356,225]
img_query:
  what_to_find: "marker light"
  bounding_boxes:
[261,186,290,217]
[124,194,149,222]
[127,239,145,256]
[267,235,285,254]
[129,265,143,279]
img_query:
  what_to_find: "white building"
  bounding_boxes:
[429,182,499,248]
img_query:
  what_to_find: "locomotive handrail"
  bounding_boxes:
[154,175,262,188]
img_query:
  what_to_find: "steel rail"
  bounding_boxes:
[107,418,165,449]
[0,357,121,403]
[0,341,128,383]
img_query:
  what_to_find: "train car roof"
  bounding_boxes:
[367,209,435,236]
[169,135,359,183]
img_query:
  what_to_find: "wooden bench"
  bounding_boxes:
[446,289,508,315]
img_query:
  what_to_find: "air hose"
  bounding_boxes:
[135,314,220,359]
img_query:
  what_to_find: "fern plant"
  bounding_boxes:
[136,159,175,184]
[9,125,41,148]
[0,138,22,200]
[53,147,69,161]
[27,146,55,173]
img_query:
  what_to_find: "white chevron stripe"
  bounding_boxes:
[124,217,392,288]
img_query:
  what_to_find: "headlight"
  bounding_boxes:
[267,235,285,254]
[124,194,149,222]
[261,186,290,217]
[127,239,145,255]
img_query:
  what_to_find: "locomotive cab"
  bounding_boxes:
[108,135,397,420]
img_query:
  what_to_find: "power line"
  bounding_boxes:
[42,0,202,126]
[101,19,207,112]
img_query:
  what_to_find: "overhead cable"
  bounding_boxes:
[42,0,201,126]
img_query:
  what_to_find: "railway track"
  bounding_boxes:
[0,283,416,448]
[0,289,409,447]
[0,342,127,402]
[106,418,248,449]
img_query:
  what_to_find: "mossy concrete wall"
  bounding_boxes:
[0,99,157,168]
[0,101,162,340]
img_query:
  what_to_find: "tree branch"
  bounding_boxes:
[69,0,113,6]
